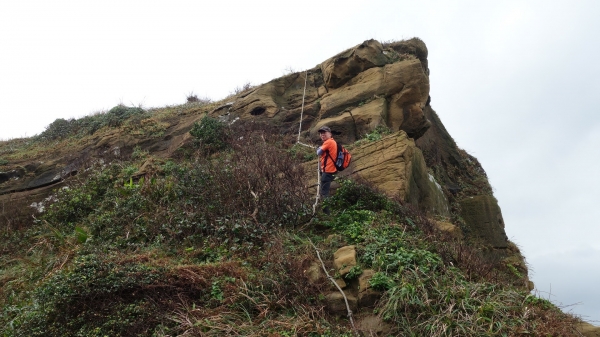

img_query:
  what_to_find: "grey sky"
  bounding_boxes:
[1,0,599,323]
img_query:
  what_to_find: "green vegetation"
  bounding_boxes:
[354,125,393,147]
[189,115,230,153]
[37,105,147,141]
[0,121,581,336]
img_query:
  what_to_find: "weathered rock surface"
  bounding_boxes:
[220,38,431,144]
[333,245,357,276]
[433,221,463,238]
[311,98,388,144]
[357,269,382,308]
[460,195,508,248]
[324,292,357,315]
[321,39,389,89]
[355,314,393,336]
[305,131,450,217]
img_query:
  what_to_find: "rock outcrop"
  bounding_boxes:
[215,39,431,144]
[460,195,508,248]
[305,131,450,217]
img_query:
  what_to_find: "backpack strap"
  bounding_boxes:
[324,140,339,173]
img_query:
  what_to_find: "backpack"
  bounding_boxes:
[326,140,352,172]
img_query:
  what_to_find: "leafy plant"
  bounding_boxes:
[369,272,395,291]
[189,116,229,153]
[344,265,363,280]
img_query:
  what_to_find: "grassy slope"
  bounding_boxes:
[0,111,583,336]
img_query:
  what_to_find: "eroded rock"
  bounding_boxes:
[460,195,508,248]
[358,269,382,308]
[333,245,357,276]
[325,292,357,315]
[433,221,463,239]
[321,39,389,89]
[307,131,450,216]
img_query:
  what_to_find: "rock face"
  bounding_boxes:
[321,39,389,89]
[218,38,431,144]
[460,195,508,248]
[306,131,450,217]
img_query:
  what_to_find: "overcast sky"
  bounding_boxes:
[1,0,599,323]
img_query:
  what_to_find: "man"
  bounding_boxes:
[316,126,337,210]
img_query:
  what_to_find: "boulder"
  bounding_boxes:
[357,269,382,308]
[303,261,323,285]
[335,278,347,289]
[333,245,357,276]
[0,169,24,185]
[459,195,508,248]
[324,292,357,315]
[321,39,389,89]
[356,314,393,336]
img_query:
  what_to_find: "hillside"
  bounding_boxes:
[0,38,595,336]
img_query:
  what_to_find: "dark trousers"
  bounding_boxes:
[320,172,336,198]
[320,172,335,214]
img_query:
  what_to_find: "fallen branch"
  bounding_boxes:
[308,239,358,335]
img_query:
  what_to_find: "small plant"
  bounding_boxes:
[369,272,395,290]
[344,265,363,280]
[230,82,254,96]
[0,158,8,166]
[186,92,212,104]
[363,125,392,142]
[131,146,148,160]
[210,281,224,301]
[186,92,199,103]
[288,143,317,162]
[507,263,523,278]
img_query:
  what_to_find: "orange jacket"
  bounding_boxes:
[319,138,337,173]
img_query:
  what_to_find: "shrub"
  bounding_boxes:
[325,178,403,214]
[189,116,229,153]
[37,118,76,141]
[35,105,148,141]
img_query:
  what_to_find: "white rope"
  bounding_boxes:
[297,71,308,143]
[312,165,321,215]
[294,70,321,215]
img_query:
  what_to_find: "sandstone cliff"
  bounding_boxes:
[2,38,591,335]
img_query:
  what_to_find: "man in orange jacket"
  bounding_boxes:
[316,126,337,213]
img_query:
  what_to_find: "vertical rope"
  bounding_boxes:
[297,71,308,143]
[312,164,321,215]
[293,70,320,215]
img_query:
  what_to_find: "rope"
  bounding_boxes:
[294,71,321,215]
[297,71,308,143]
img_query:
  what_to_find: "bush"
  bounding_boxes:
[325,178,403,214]
[36,105,148,141]
[38,118,76,141]
[189,116,229,153]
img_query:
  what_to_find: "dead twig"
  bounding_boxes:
[308,239,358,336]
